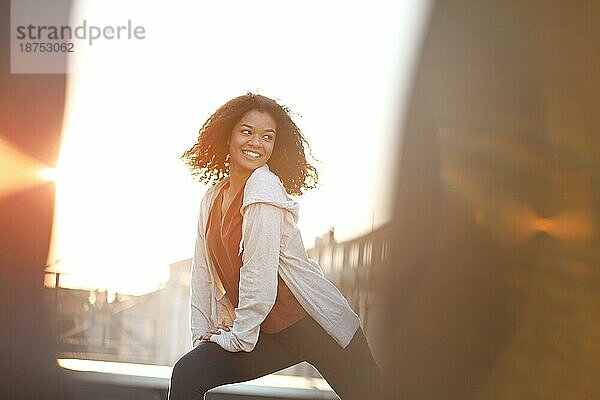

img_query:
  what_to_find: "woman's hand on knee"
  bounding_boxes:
[200,324,232,342]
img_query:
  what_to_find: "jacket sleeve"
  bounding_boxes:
[190,197,213,348]
[209,202,282,352]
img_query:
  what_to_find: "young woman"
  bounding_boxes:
[169,93,382,399]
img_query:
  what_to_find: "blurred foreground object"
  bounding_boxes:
[0,0,68,398]
[383,1,600,399]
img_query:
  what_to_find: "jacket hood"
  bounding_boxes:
[241,164,300,223]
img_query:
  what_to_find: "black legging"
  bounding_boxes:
[168,316,383,399]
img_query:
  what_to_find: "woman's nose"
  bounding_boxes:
[248,134,261,146]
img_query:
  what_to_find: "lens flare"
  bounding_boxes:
[39,167,59,182]
[0,137,53,197]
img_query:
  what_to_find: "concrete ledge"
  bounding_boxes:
[58,358,339,399]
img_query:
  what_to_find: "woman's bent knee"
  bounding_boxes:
[169,343,219,399]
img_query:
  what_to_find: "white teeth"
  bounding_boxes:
[243,150,260,159]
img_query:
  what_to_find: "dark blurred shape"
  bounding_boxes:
[383,0,600,399]
[0,0,68,398]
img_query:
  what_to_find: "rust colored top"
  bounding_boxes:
[205,181,307,334]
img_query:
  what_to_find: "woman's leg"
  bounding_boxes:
[275,317,384,400]
[315,327,384,400]
[168,333,303,400]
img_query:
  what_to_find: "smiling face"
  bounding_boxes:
[228,109,277,177]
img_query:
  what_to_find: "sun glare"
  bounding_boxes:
[0,136,52,197]
[39,167,58,182]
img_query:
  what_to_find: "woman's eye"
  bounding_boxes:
[263,135,273,141]
[241,129,251,135]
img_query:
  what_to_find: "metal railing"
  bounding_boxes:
[44,271,161,364]
[307,223,391,329]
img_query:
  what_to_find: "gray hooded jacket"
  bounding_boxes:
[190,164,360,352]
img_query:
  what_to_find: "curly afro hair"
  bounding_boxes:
[181,93,319,196]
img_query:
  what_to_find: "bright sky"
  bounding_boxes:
[47,0,431,294]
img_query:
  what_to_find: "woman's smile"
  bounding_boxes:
[241,149,262,160]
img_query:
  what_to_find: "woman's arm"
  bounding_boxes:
[190,199,213,347]
[209,202,283,352]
